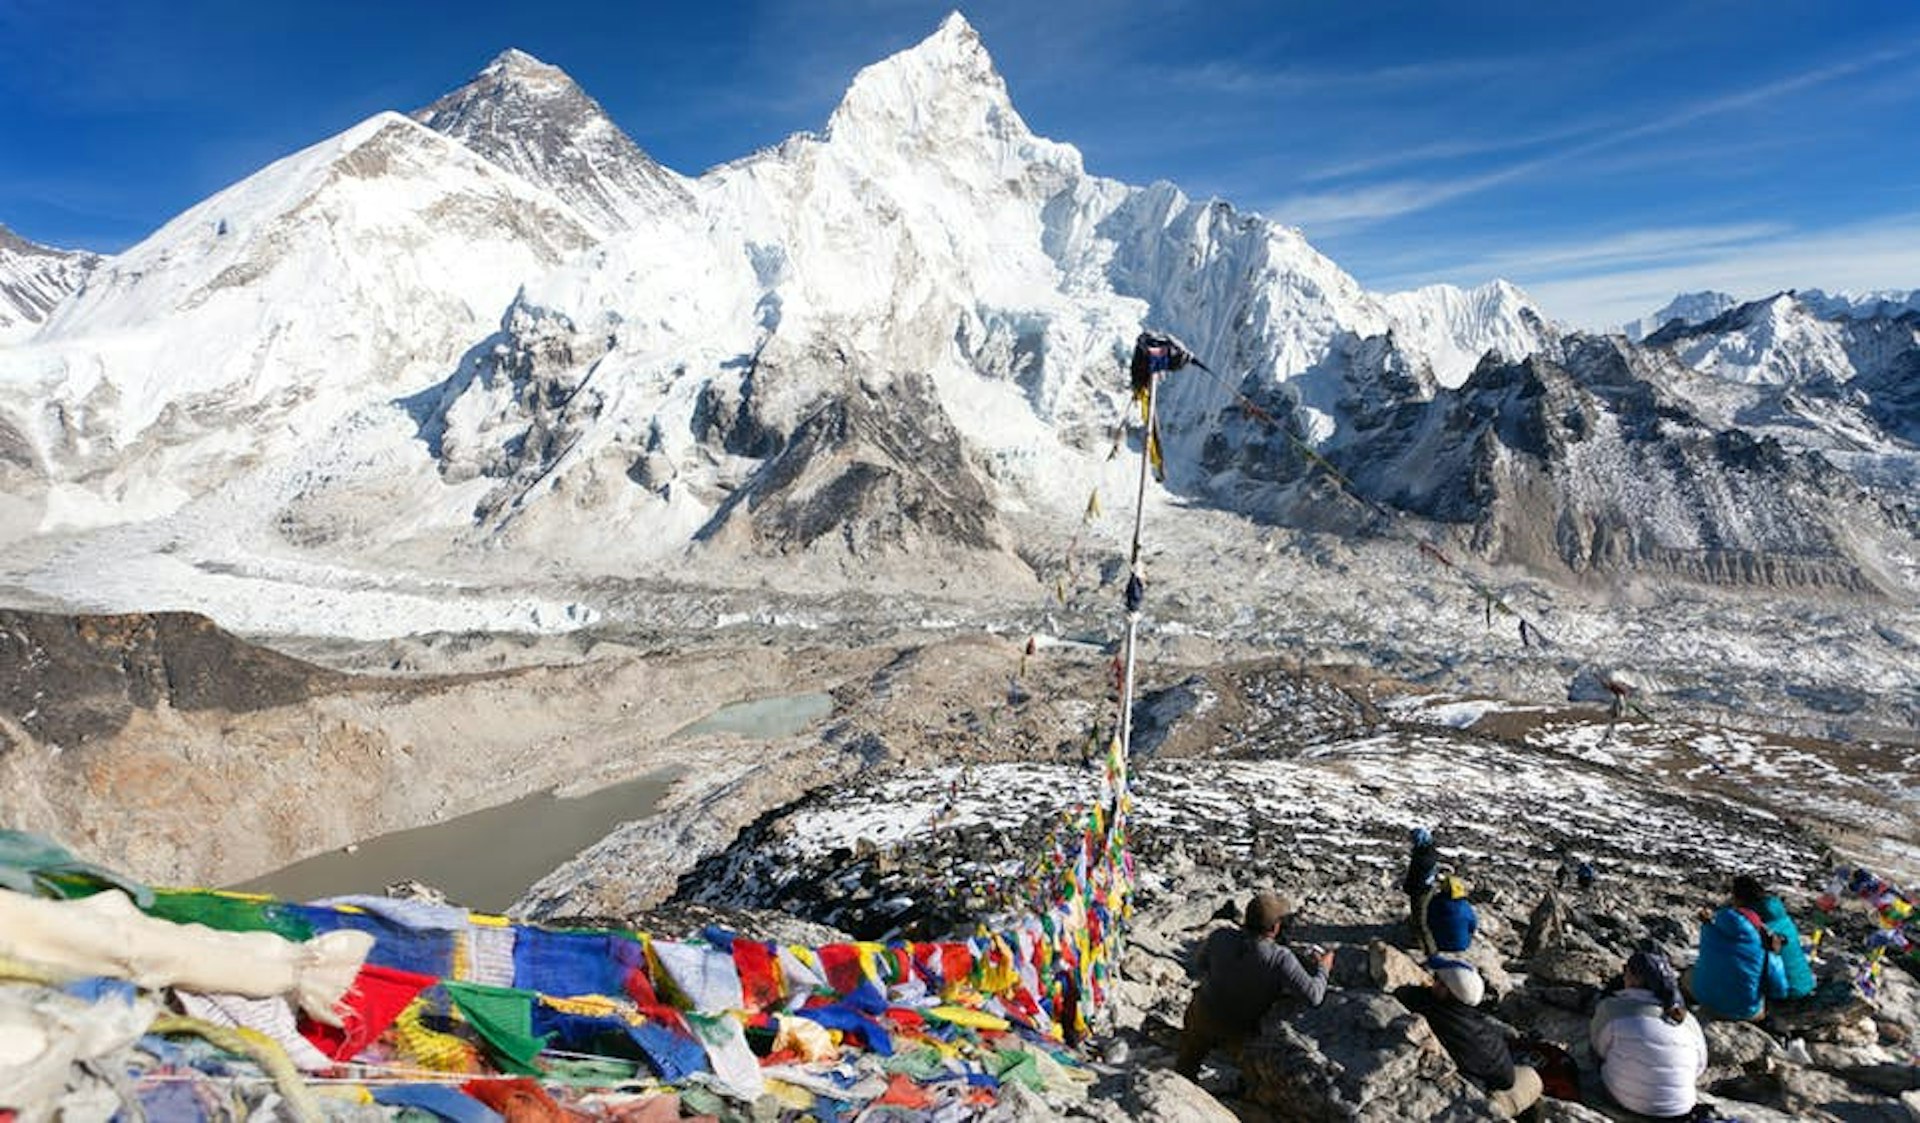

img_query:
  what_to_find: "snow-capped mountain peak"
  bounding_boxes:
[1621,290,1738,341]
[1378,277,1559,388]
[482,48,569,88]
[413,48,691,232]
[1796,287,1920,321]
[0,225,99,342]
[2,13,1909,627]
[824,12,1061,170]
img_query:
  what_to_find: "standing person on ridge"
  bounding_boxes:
[1175,890,1333,1079]
[1405,827,1442,954]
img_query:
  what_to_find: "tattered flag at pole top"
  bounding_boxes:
[1129,331,1202,393]
[1128,332,1207,483]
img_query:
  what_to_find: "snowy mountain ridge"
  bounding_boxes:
[0,225,98,343]
[0,14,1912,639]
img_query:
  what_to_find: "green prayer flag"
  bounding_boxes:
[987,1047,1045,1091]
[146,889,313,941]
[443,980,549,1075]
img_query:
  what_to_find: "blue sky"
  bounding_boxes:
[2,0,1916,329]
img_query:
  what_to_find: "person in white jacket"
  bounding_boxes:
[1590,948,1709,1119]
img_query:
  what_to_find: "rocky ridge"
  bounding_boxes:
[573,657,1920,1121]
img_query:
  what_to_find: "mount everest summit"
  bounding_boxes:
[0,13,1914,633]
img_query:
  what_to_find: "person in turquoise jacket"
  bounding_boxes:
[1689,882,1789,1020]
[1735,875,1816,1000]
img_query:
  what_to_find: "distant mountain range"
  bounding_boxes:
[0,13,1912,610]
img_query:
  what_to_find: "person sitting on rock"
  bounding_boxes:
[1175,890,1333,1079]
[1686,877,1789,1021]
[1732,874,1815,1001]
[1395,957,1542,1119]
[1427,873,1479,954]
[1591,948,1708,1119]
[1406,827,1442,954]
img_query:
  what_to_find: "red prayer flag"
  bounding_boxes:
[299,963,436,1062]
[731,940,783,1012]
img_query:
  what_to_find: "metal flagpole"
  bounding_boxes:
[1118,370,1157,762]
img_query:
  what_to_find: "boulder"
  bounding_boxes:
[1769,1064,1920,1122]
[1837,1061,1920,1097]
[1522,890,1568,959]
[1123,1070,1239,1122]
[1526,940,1617,989]
[1238,991,1490,1121]
[1767,995,1878,1044]
[1454,941,1516,999]
[1370,940,1432,990]
[1703,1019,1784,1069]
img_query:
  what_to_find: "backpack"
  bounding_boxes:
[1509,1036,1578,1100]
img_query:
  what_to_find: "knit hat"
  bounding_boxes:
[1428,956,1484,1006]
[1410,827,1432,848]
[1244,891,1292,932]
[1625,949,1682,1012]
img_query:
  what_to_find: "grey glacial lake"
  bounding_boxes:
[237,693,835,912]
[235,768,679,914]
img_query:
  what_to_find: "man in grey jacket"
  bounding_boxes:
[1175,890,1333,1078]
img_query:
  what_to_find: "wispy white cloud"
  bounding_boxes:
[1294,122,1603,184]
[1175,55,1516,98]
[1270,40,1920,235]
[1411,222,1792,282]
[1270,167,1524,234]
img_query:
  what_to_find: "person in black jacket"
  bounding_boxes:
[1395,957,1542,1119]
[1405,827,1442,953]
[1175,890,1334,1078]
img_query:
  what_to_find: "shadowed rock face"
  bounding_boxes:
[1204,333,1911,591]
[0,610,338,747]
[412,48,690,232]
[695,365,1006,561]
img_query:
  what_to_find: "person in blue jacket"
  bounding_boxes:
[1426,874,1479,954]
[1688,879,1789,1020]
[1734,875,1816,1000]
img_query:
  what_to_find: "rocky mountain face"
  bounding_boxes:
[0,224,98,341]
[0,13,1912,613]
[1644,291,1920,450]
[1316,335,1910,588]
[412,48,692,233]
